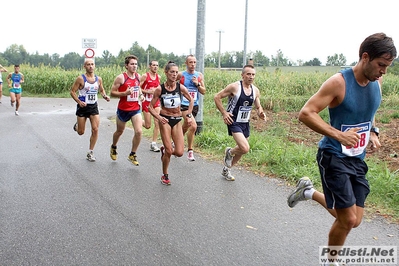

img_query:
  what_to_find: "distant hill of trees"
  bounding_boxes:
[1,41,398,71]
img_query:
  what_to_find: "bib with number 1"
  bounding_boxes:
[84,85,98,104]
[236,106,252,123]
[341,122,371,157]
[84,93,98,104]
[187,88,198,102]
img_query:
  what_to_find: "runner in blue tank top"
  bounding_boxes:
[287,33,397,264]
[178,55,206,161]
[7,65,24,116]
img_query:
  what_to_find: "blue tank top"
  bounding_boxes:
[318,68,381,159]
[11,73,23,89]
[180,71,201,106]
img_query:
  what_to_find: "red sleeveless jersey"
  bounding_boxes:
[141,72,161,103]
[142,72,160,90]
[117,72,141,111]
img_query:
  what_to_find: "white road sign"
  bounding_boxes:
[82,38,97,49]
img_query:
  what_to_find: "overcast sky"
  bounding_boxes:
[2,0,398,65]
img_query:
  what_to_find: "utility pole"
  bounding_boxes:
[243,0,248,66]
[195,0,206,134]
[216,30,224,70]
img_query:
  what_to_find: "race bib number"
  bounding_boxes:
[341,122,371,157]
[236,106,252,123]
[13,82,21,88]
[85,93,98,104]
[127,86,140,102]
[162,94,181,109]
[183,89,198,103]
[145,93,153,102]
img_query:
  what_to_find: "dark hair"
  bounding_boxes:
[14,64,20,67]
[164,61,178,72]
[149,60,158,66]
[359,33,397,61]
[125,55,138,65]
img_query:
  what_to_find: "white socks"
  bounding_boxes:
[304,188,316,200]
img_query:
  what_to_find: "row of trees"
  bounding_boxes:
[0,42,357,70]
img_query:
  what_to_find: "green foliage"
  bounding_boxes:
[326,53,347,66]
[0,43,190,70]
[23,65,78,95]
[380,74,399,95]
[388,59,399,76]
[1,42,328,69]
[2,44,28,65]
[303,58,322,66]
[205,67,338,112]
[366,159,399,216]
[10,64,127,95]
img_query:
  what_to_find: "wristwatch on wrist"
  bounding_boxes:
[370,127,379,137]
[186,114,192,118]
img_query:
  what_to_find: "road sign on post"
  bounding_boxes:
[82,38,97,49]
[85,48,95,58]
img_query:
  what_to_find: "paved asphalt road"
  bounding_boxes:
[0,97,398,266]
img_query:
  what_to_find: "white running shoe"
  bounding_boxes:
[150,143,160,152]
[287,177,313,208]
[222,166,235,181]
[188,150,196,161]
[15,111,19,116]
[86,151,96,162]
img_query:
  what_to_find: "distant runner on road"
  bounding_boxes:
[140,60,162,153]
[7,64,24,116]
